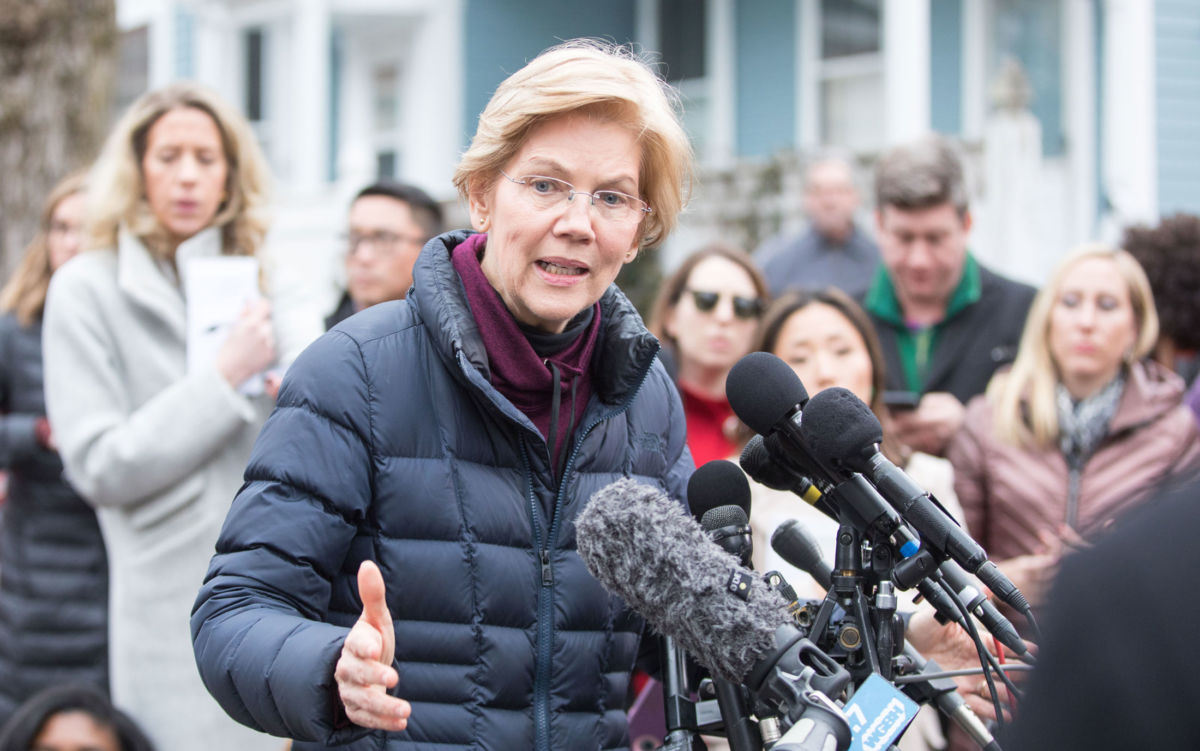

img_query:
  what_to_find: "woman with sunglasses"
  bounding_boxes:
[649,244,768,465]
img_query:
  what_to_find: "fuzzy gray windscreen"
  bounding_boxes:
[575,478,790,683]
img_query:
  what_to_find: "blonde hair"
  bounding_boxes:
[0,171,88,326]
[86,81,271,258]
[988,244,1159,447]
[453,39,693,249]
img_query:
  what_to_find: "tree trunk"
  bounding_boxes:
[0,0,116,279]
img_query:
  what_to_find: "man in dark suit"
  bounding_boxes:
[862,134,1035,455]
[325,180,444,330]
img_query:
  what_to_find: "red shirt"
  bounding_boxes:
[679,382,737,466]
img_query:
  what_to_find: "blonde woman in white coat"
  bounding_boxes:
[42,83,300,751]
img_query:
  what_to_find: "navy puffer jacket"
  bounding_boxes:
[192,231,692,751]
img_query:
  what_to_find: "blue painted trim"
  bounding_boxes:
[329,27,342,184]
[462,0,636,150]
[175,8,195,79]
[930,0,962,135]
[735,0,796,157]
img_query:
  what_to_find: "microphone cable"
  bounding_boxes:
[939,580,1021,731]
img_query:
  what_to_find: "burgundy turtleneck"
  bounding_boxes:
[451,233,600,478]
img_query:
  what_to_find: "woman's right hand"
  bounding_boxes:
[216,299,277,388]
[995,529,1070,609]
[334,561,411,731]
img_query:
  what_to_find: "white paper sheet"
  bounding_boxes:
[184,256,265,396]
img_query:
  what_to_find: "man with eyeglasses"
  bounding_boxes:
[325,180,444,330]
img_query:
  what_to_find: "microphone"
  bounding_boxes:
[576,479,852,750]
[740,436,831,515]
[687,459,766,750]
[727,354,838,490]
[688,460,754,567]
[770,519,832,591]
[771,518,1002,751]
[799,387,1031,617]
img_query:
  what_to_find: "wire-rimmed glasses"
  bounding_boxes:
[499,171,652,223]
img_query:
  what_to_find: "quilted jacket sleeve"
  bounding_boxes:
[191,329,380,745]
[0,315,42,467]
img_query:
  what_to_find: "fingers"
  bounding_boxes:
[358,560,390,632]
[340,685,411,732]
[336,618,409,731]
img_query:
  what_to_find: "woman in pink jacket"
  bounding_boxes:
[948,244,1200,610]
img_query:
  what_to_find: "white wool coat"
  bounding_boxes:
[43,227,310,751]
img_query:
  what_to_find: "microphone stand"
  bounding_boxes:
[659,635,704,751]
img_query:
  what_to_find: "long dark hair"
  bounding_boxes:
[0,685,154,751]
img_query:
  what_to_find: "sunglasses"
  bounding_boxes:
[685,289,764,320]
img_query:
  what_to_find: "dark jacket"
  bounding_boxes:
[324,291,356,331]
[867,263,1036,404]
[191,231,693,751]
[0,313,108,723]
[1003,479,1200,750]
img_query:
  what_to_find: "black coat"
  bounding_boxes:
[868,265,1036,403]
[192,231,693,751]
[0,313,108,723]
[1003,480,1200,749]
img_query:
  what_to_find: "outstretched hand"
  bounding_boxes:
[334,561,410,731]
[906,605,1034,722]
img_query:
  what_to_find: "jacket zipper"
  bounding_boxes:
[529,349,659,751]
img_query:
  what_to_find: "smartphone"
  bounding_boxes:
[882,390,922,412]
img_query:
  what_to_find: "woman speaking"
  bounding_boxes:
[192,40,694,750]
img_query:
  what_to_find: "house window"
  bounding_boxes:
[658,0,709,157]
[242,26,275,169]
[988,0,1064,156]
[818,0,883,152]
[372,62,402,179]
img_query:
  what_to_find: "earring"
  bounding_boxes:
[478,216,489,231]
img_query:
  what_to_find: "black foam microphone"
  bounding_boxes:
[689,460,755,566]
[576,479,852,750]
[728,357,919,557]
[799,387,1031,617]
[726,354,838,491]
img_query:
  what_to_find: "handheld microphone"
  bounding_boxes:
[799,387,1031,617]
[576,479,852,750]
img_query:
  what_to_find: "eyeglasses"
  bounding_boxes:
[685,289,764,320]
[341,230,425,256]
[499,171,653,223]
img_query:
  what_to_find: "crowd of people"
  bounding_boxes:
[0,37,1198,751]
